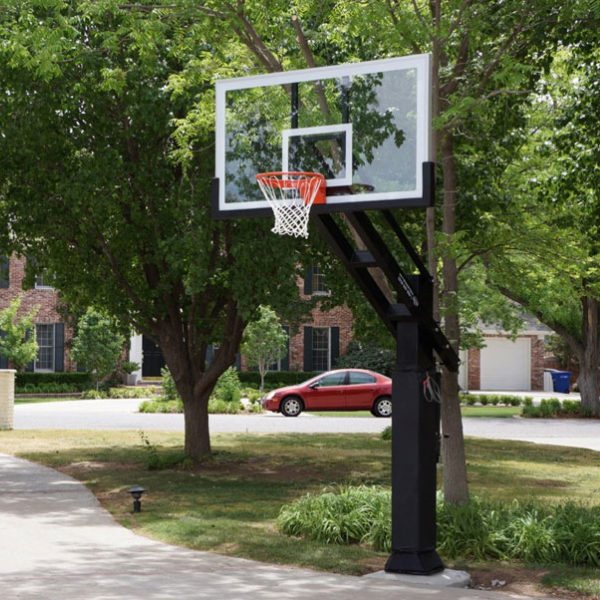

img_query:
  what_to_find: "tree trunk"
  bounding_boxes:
[440,133,469,504]
[158,334,215,461]
[182,389,212,459]
[578,362,599,417]
[578,295,600,416]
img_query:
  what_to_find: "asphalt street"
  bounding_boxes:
[13,397,600,451]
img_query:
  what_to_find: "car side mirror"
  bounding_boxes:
[309,382,320,389]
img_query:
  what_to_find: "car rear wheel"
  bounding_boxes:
[373,396,392,417]
[280,396,303,417]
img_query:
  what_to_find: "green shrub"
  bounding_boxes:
[208,397,241,414]
[479,395,489,406]
[538,399,557,418]
[561,399,581,415]
[508,396,522,406]
[16,382,80,394]
[244,389,261,403]
[335,341,395,376]
[521,404,538,418]
[490,395,500,406]
[121,361,140,374]
[15,372,93,390]
[247,402,264,414]
[465,394,477,406]
[82,389,108,399]
[238,371,318,387]
[381,426,392,441]
[139,398,183,413]
[160,367,180,402]
[523,396,534,407]
[523,398,585,418]
[549,397,562,412]
[214,367,242,403]
[107,387,155,399]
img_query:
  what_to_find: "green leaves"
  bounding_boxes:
[241,306,288,390]
[70,308,125,390]
[0,295,39,370]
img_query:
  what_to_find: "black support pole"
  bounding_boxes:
[385,277,443,575]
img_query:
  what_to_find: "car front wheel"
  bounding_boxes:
[280,396,303,417]
[373,396,392,417]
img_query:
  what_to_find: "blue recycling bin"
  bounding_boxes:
[550,370,571,394]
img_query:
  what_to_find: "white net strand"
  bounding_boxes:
[256,172,324,238]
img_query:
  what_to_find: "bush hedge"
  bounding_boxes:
[15,372,93,390]
[522,398,588,418]
[237,371,318,388]
[16,383,80,394]
[460,393,525,407]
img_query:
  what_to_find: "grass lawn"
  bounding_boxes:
[0,430,598,595]
[460,406,522,418]
[14,396,83,405]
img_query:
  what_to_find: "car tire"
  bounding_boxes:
[373,396,392,418]
[280,396,303,417]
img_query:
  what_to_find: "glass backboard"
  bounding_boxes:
[213,54,432,218]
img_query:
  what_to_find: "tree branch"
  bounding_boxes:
[494,282,584,356]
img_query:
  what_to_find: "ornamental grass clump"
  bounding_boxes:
[276,486,390,546]
[277,488,600,567]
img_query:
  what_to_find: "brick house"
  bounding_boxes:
[0,254,71,372]
[1,253,552,390]
[281,264,353,372]
[129,264,354,380]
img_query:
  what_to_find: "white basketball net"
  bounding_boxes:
[256,172,325,239]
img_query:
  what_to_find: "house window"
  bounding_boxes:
[35,324,55,371]
[312,327,330,371]
[311,265,327,295]
[35,269,54,290]
[304,326,339,372]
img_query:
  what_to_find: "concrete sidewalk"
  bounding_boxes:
[0,453,546,600]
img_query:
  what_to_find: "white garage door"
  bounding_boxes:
[480,337,530,391]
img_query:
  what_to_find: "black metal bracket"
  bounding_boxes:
[313,210,459,371]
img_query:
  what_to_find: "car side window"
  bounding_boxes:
[348,372,376,385]
[316,372,347,387]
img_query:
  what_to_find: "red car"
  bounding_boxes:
[262,368,392,417]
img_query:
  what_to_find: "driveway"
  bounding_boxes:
[13,398,600,452]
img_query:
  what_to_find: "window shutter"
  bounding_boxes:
[54,323,64,372]
[330,327,340,369]
[0,256,9,288]
[304,265,313,295]
[0,330,7,368]
[281,326,290,371]
[303,326,313,371]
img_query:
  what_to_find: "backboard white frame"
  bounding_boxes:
[214,54,432,217]
[282,123,353,187]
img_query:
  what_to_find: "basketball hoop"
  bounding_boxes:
[256,171,326,239]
